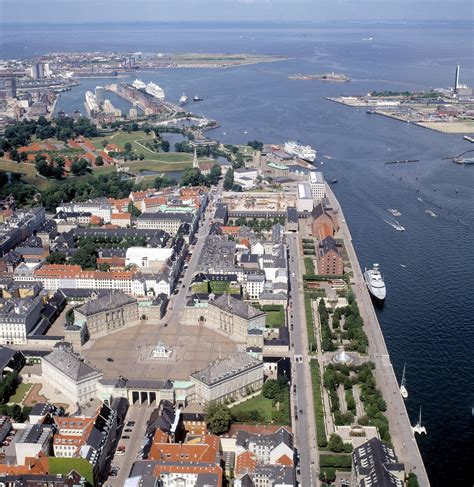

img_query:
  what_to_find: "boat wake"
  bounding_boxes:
[384,218,405,231]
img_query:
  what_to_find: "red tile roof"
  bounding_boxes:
[235,451,257,475]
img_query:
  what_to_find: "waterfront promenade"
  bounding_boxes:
[325,184,430,487]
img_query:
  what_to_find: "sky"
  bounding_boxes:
[0,0,472,22]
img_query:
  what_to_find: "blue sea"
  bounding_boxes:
[1,21,473,485]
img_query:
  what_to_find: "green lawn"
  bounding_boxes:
[49,457,94,486]
[94,131,193,164]
[9,383,32,404]
[0,159,53,190]
[231,391,290,425]
[264,305,285,328]
[305,257,316,275]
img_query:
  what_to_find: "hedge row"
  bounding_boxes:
[310,360,327,448]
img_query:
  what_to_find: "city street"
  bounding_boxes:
[107,403,151,486]
[164,180,224,326]
[326,185,430,487]
[288,233,319,486]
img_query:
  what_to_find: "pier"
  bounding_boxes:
[325,184,430,486]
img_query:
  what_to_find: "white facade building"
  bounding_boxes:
[56,199,112,223]
[308,172,326,202]
[42,345,103,406]
[296,182,314,212]
[125,247,173,270]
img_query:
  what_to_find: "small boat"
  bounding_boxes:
[243,130,248,134]
[366,109,376,114]
[384,220,405,231]
[400,264,406,268]
[425,209,437,218]
[417,197,423,202]
[193,94,203,102]
[412,407,427,435]
[329,179,338,184]
[400,364,408,399]
[388,208,401,217]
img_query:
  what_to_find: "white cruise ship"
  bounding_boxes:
[132,79,147,90]
[284,141,317,162]
[364,263,386,301]
[84,91,99,115]
[179,93,189,105]
[145,82,165,100]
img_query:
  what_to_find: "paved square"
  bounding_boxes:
[82,321,239,381]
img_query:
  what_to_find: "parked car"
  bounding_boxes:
[124,428,132,432]
[122,435,130,439]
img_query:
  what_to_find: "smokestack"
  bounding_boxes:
[454,64,460,94]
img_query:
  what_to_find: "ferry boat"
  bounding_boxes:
[364,263,386,301]
[400,364,408,399]
[145,82,165,100]
[284,141,317,162]
[388,208,401,217]
[132,79,147,90]
[179,93,189,106]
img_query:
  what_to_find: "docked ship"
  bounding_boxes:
[453,156,474,164]
[132,79,147,90]
[400,364,408,399]
[179,93,189,106]
[364,263,386,301]
[145,82,165,100]
[84,91,99,116]
[284,141,317,162]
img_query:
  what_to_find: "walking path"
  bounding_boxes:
[326,184,430,486]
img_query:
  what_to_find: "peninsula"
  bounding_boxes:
[327,65,474,136]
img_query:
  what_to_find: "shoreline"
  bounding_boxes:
[325,183,430,486]
[326,97,474,135]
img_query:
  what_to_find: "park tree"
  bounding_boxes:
[223,168,234,190]
[71,158,90,176]
[407,473,419,487]
[247,140,263,151]
[180,167,205,187]
[262,379,281,400]
[206,164,222,186]
[124,142,133,153]
[70,243,97,270]
[206,403,233,435]
[46,252,67,265]
[161,140,170,152]
[327,433,344,452]
[319,467,336,484]
[128,202,142,217]
[154,175,176,190]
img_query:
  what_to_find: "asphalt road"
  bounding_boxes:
[165,181,223,326]
[288,233,319,486]
[107,403,150,487]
